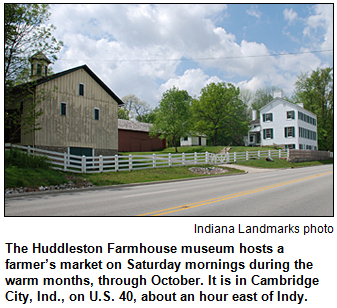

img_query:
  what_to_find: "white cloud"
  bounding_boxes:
[158,69,221,100]
[246,5,262,19]
[304,4,333,50]
[48,4,332,106]
[283,8,298,25]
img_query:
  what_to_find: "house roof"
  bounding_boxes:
[118,119,152,132]
[260,97,316,117]
[19,64,124,105]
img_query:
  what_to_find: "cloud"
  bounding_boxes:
[283,8,298,25]
[246,5,262,19]
[158,69,221,99]
[303,4,333,50]
[48,4,332,106]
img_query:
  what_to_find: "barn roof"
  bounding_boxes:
[118,119,152,132]
[16,64,124,105]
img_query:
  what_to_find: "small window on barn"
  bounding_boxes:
[94,108,100,120]
[60,102,67,116]
[79,83,84,96]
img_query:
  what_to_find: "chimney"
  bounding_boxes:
[252,109,257,121]
[273,90,283,99]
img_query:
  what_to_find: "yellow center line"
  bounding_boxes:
[137,171,332,216]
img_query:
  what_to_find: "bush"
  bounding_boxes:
[5,149,51,169]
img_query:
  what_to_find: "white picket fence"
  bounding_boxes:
[5,144,289,174]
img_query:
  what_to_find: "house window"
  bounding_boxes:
[60,102,67,116]
[79,83,84,96]
[94,108,100,120]
[285,144,296,149]
[263,128,273,139]
[287,110,295,119]
[183,136,189,141]
[285,126,295,138]
[263,113,273,122]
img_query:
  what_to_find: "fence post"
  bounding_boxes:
[63,152,67,171]
[205,152,209,164]
[115,155,119,171]
[129,154,133,171]
[279,149,281,158]
[268,149,271,158]
[169,153,172,167]
[27,145,31,156]
[81,155,86,173]
[287,149,290,160]
[194,152,197,164]
[234,152,237,162]
[258,150,260,159]
[246,151,249,160]
[99,155,103,173]
[153,154,156,168]
[182,153,185,166]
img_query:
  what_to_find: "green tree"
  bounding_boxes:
[191,82,248,146]
[5,4,62,143]
[150,87,192,152]
[118,107,130,120]
[5,4,62,86]
[294,67,333,151]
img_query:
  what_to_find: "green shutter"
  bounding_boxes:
[285,127,287,137]
[270,113,273,121]
[263,129,266,139]
[271,129,273,139]
[293,127,295,137]
[263,114,266,122]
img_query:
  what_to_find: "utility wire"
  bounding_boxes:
[58,49,332,63]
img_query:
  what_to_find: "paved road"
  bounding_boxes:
[5,164,333,216]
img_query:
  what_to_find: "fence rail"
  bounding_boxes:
[5,144,290,173]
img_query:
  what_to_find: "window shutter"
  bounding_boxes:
[285,127,287,137]
[271,129,273,139]
[293,127,295,137]
[263,129,266,139]
[263,114,266,122]
[270,113,273,121]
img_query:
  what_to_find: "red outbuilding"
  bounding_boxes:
[118,119,166,152]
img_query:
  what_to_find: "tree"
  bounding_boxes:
[150,87,192,152]
[5,4,62,86]
[5,4,62,143]
[191,82,249,146]
[251,86,282,116]
[121,94,153,121]
[294,67,333,151]
[118,108,130,120]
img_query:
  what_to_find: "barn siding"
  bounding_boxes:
[31,68,118,153]
[119,130,165,152]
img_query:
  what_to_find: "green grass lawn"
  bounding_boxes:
[5,166,68,189]
[232,158,333,168]
[119,145,225,155]
[5,164,243,189]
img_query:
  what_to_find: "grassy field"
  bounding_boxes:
[119,145,280,156]
[233,158,333,168]
[5,165,243,189]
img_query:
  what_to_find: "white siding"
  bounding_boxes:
[260,98,318,150]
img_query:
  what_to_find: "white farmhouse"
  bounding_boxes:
[248,93,318,150]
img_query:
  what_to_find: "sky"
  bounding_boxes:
[48,4,333,108]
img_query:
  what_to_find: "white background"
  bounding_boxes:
[2,216,336,307]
